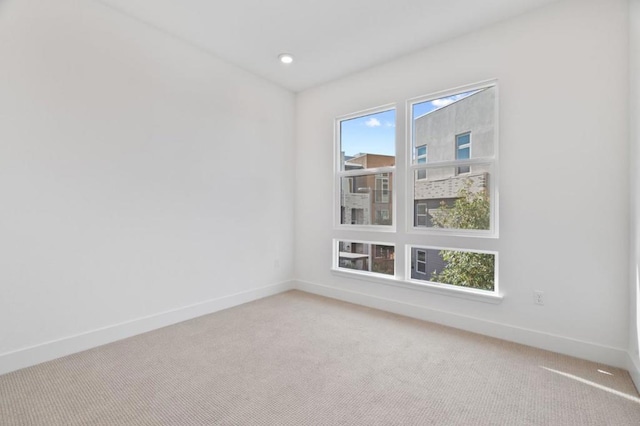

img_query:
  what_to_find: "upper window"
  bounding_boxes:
[455,132,471,174]
[410,84,497,234]
[337,107,396,228]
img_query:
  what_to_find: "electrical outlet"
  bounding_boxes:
[534,290,544,305]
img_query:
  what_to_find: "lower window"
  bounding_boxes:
[409,246,496,291]
[337,241,395,276]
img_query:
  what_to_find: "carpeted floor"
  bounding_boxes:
[1,290,639,425]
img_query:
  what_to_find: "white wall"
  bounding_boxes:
[295,0,630,367]
[0,0,295,373]
[629,0,640,387]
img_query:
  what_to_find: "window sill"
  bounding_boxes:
[330,268,503,304]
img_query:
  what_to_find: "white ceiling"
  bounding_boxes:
[98,0,560,92]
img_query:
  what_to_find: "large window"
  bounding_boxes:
[333,81,498,296]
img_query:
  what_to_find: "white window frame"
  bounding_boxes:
[334,104,396,232]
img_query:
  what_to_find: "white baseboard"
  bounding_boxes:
[295,280,629,369]
[0,281,294,376]
[628,352,640,393]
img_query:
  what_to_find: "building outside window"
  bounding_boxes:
[375,173,390,203]
[456,132,471,174]
[416,145,427,179]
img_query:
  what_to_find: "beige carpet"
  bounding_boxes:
[1,290,639,425]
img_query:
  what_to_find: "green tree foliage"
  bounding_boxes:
[430,186,490,231]
[430,185,494,290]
[432,250,495,290]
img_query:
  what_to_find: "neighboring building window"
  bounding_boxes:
[414,199,457,228]
[375,209,390,224]
[416,203,428,226]
[415,249,427,274]
[350,208,365,225]
[375,244,393,259]
[375,173,390,203]
[456,132,471,174]
[416,145,427,179]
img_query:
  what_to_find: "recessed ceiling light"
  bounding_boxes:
[278,53,293,64]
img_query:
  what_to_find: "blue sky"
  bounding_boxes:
[340,90,479,157]
[340,109,396,157]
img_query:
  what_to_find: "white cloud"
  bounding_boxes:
[365,117,381,127]
[385,121,395,128]
[430,92,476,109]
[431,98,455,107]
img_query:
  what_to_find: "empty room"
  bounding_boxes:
[1,0,640,424]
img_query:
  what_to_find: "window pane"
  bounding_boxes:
[456,146,470,161]
[413,166,490,230]
[338,241,369,272]
[456,133,470,174]
[416,145,427,180]
[341,173,393,226]
[456,133,470,147]
[411,86,495,164]
[340,109,396,171]
[372,244,394,275]
[337,241,394,276]
[410,247,495,291]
